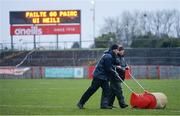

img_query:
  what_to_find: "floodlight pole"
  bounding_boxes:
[33,35,36,49]
[33,24,36,49]
[10,24,14,50]
[56,35,59,50]
[0,43,2,50]
[144,13,147,35]
[80,10,82,48]
[11,35,14,50]
[56,24,59,50]
[91,0,96,48]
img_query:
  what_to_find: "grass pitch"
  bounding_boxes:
[0,79,180,115]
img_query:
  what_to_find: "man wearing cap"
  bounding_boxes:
[77,44,120,109]
[108,46,129,108]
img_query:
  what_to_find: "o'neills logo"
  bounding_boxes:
[14,26,42,35]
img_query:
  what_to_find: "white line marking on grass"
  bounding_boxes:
[49,88,77,90]
[0,104,63,108]
[0,88,77,91]
[169,110,180,113]
[0,88,39,91]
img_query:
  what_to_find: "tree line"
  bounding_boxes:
[95,10,180,48]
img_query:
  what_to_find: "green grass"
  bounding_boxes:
[0,79,180,115]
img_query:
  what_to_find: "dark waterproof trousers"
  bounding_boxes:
[108,81,126,107]
[101,69,126,107]
[79,78,110,107]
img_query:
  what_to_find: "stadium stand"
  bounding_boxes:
[0,48,180,66]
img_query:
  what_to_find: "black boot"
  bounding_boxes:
[120,103,128,108]
[77,102,84,109]
[100,105,112,109]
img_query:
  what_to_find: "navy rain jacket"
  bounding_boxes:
[93,50,118,81]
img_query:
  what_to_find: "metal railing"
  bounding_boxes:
[1,40,95,51]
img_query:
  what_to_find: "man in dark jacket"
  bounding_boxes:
[108,46,129,108]
[77,44,120,109]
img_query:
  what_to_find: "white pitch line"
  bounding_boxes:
[49,88,78,90]
[0,104,63,108]
[0,88,78,91]
[169,110,180,113]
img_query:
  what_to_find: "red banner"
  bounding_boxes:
[88,66,95,79]
[10,25,80,35]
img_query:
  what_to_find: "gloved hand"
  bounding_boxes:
[125,66,130,70]
[116,65,122,69]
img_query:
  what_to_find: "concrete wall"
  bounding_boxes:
[1,48,180,66]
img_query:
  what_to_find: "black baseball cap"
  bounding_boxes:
[110,44,119,50]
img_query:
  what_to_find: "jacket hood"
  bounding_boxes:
[104,49,110,54]
[104,49,116,57]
